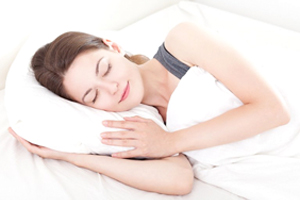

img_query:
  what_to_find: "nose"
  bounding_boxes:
[96,80,118,95]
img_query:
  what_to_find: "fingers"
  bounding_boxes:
[8,127,20,139]
[101,131,138,147]
[102,116,151,130]
[101,130,137,139]
[112,149,142,159]
[9,127,33,147]
[102,120,135,130]
[8,127,44,155]
[8,127,69,160]
[102,138,137,147]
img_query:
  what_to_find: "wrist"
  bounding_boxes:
[168,130,184,155]
[68,154,109,173]
[63,153,83,167]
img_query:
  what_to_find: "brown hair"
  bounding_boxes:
[31,31,149,101]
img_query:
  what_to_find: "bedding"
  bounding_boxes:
[168,64,300,165]
[1,1,300,200]
[167,59,300,199]
[0,91,244,199]
[3,0,207,155]
[4,30,166,154]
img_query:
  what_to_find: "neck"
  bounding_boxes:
[138,59,171,109]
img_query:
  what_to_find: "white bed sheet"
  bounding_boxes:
[0,91,243,200]
[1,1,300,199]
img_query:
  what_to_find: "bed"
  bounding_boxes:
[1,1,300,199]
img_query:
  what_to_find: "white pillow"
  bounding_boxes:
[4,29,168,154]
[4,1,206,154]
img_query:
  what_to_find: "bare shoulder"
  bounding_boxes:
[164,22,216,67]
[165,22,204,40]
[164,22,248,72]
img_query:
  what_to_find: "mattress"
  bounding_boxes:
[1,1,300,199]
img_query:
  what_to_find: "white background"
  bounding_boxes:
[1,0,300,90]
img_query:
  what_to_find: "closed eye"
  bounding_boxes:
[92,89,98,104]
[103,64,112,76]
[96,57,103,75]
[92,61,111,104]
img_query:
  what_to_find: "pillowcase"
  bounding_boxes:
[4,1,206,154]
[4,29,167,154]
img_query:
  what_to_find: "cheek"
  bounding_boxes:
[94,96,116,111]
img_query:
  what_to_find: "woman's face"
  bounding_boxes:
[63,49,144,112]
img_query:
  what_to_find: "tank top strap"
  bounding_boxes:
[153,43,190,79]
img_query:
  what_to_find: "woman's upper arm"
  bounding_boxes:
[165,22,289,120]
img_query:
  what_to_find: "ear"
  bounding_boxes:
[102,39,125,55]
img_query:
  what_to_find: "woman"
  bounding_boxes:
[9,22,290,194]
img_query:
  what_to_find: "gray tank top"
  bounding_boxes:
[153,43,190,79]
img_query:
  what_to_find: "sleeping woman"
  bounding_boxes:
[9,22,290,195]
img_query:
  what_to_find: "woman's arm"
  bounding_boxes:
[72,154,193,195]
[100,22,290,158]
[164,22,290,153]
[8,128,193,195]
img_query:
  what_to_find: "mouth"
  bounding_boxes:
[119,81,130,103]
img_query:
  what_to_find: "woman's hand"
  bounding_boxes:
[8,127,72,161]
[101,116,176,159]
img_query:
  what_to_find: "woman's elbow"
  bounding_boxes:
[173,168,194,195]
[179,174,194,195]
[275,100,291,126]
[281,108,291,125]
[268,98,291,127]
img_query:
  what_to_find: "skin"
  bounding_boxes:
[8,128,193,195]
[63,46,145,112]
[9,22,290,194]
[100,22,290,158]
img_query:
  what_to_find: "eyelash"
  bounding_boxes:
[103,64,112,76]
[93,64,112,104]
[92,89,98,103]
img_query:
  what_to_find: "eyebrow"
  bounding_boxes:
[82,57,103,103]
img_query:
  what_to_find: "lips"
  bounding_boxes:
[119,81,130,103]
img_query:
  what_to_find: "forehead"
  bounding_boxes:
[72,49,101,66]
[70,48,116,70]
[63,50,101,100]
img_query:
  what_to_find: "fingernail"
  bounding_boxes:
[101,139,107,144]
[102,121,108,126]
[112,153,117,157]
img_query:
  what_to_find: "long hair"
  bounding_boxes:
[31,31,149,101]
